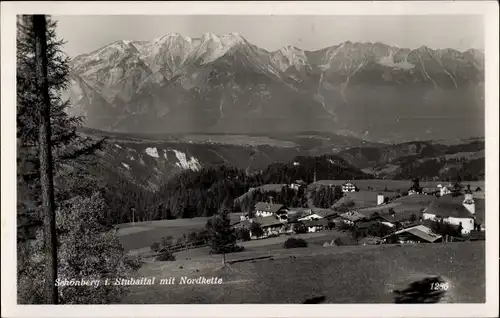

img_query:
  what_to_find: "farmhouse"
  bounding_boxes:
[422,187,440,196]
[339,210,368,225]
[422,194,475,234]
[298,212,324,221]
[437,184,452,197]
[376,211,421,227]
[310,208,338,219]
[342,181,357,193]
[251,217,287,238]
[333,191,397,210]
[289,180,307,191]
[287,208,312,222]
[254,201,288,219]
[300,219,329,233]
[383,225,442,244]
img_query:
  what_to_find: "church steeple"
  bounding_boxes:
[463,184,475,214]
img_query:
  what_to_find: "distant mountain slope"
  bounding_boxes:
[65,33,484,143]
[80,128,381,189]
[81,128,484,190]
[338,138,485,180]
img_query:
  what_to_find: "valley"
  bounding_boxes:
[83,128,484,191]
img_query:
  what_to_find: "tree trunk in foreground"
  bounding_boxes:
[33,14,58,304]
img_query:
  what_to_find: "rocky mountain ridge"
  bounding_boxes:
[65,32,485,143]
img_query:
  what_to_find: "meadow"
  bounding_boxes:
[122,241,485,304]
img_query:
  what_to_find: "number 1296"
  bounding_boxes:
[431,282,449,291]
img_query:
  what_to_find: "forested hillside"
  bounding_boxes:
[76,153,371,224]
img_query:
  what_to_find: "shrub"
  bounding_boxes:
[150,242,160,253]
[236,227,251,241]
[161,235,174,248]
[18,193,139,304]
[123,255,143,271]
[424,219,461,237]
[339,221,354,231]
[367,223,392,238]
[283,237,308,249]
[293,222,308,234]
[250,221,264,238]
[327,221,335,230]
[155,250,176,262]
[333,237,345,246]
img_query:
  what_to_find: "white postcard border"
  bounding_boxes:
[1,1,498,317]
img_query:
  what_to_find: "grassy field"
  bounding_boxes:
[121,241,485,304]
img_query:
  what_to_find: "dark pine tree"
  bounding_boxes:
[17,16,105,225]
[206,206,237,254]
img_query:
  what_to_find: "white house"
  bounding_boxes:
[298,213,324,221]
[300,219,329,233]
[377,194,385,205]
[462,188,475,215]
[289,180,306,191]
[422,194,475,234]
[254,201,288,219]
[342,181,356,193]
[437,184,451,197]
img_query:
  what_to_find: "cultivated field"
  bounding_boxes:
[121,241,485,304]
[179,134,298,148]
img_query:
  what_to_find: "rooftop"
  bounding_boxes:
[424,194,474,219]
[301,219,329,227]
[311,208,338,218]
[333,191,397,209]
[254,202,286,214]
[385,224,442,243]
[253,216,286,228]
[340,211,368,222]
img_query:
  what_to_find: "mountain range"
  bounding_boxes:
[64,32,485,143]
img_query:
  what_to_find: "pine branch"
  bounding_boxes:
[55,137,107,162]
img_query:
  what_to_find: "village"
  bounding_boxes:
[230,178,486,246]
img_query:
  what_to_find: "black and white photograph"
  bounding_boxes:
[1,1,499,317]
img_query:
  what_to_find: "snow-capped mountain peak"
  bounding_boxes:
[67,34,485,143]
[194,32,248,64]
[271,45,307,71]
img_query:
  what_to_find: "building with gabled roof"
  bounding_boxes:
[382,224,442,244]
[254,201,288,219]
[300,219,329,233]
[422,194,475,234]
[339,210,368,224]
[342,181,357,193]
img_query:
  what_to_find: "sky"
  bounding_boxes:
[53,15,484,58]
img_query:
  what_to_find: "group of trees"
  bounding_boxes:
[424,219,462,238]
[205,208,244,254]
[235,186,308,214]
[260,155,372,184]
[17,16,138,304]
[311,185,344,208]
